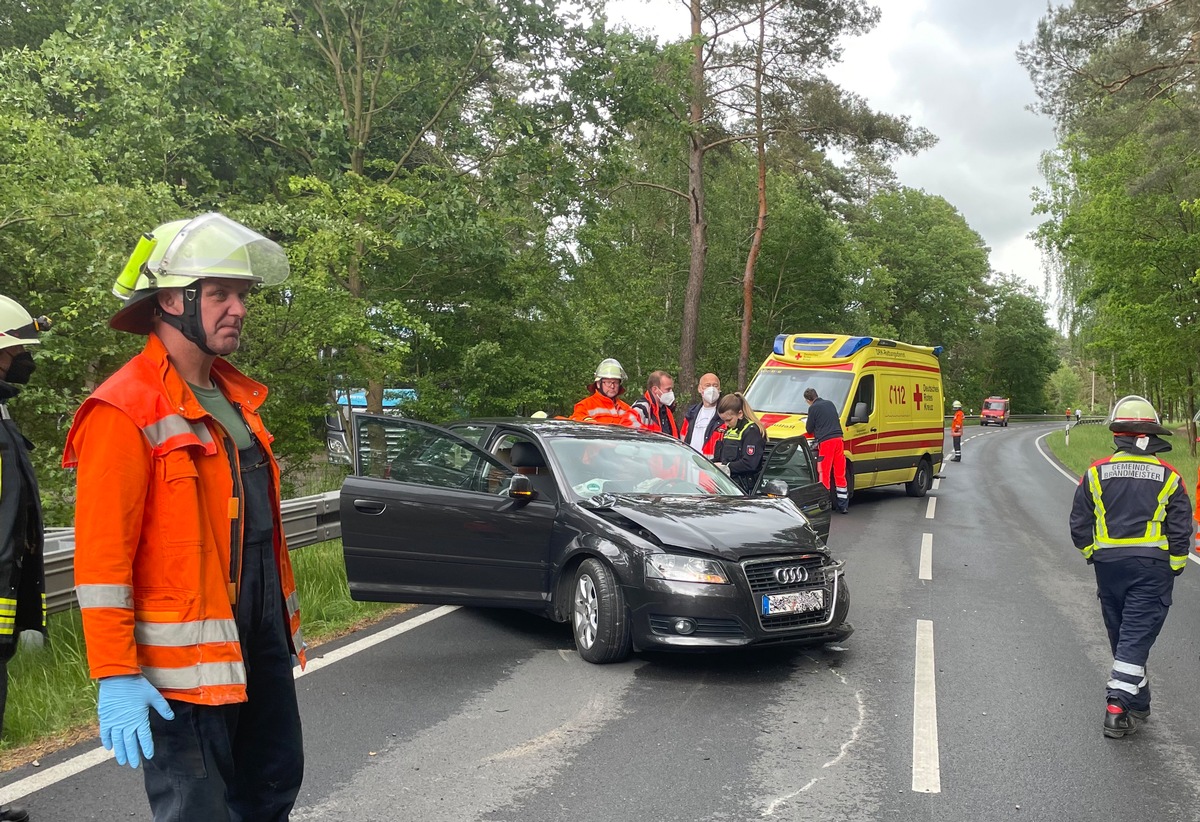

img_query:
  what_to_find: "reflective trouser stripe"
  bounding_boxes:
[134,619,240,647]
[835,487,849,500]
[1108,659,1148,696]
[142,661,247,691]
[75,584,135,610]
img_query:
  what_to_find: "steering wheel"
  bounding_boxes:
[641,477,704,495]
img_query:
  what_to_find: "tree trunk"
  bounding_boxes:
[737,4,769,391]
[678,0,707,400]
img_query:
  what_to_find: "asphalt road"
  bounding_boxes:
[7,421,1200,821]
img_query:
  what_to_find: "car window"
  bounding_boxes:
[546,436,743,497]
[851,375,874,418]
[448,424,490,446]
[355,416,511,494]
[758,438,816,491]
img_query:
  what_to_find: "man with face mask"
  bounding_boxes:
[631,371,679,437]
[0,295,50,822]
[681,373,723,457]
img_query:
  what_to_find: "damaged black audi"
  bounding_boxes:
[340,416,852,663]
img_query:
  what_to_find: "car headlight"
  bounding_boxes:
[645,554,729,584]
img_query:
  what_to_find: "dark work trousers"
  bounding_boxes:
[0,641,13,738]
[143,443,303,822]
[1094,556,1174,711]
[952,434,961,458]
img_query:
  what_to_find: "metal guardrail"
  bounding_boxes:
[43,490,341,615]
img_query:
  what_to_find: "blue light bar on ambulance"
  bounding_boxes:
[833,336,874,358]
[773,334,788,355]
[932,346,944,356]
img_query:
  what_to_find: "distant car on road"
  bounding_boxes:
[340,417,851,663]
[980,396,1010,427]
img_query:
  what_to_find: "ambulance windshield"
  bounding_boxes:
[744,370,854,415]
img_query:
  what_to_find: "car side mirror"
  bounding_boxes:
[508,474,536,500]
[764,479,789,497]
[849,401,869,424]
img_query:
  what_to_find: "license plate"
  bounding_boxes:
[761,590,824,615]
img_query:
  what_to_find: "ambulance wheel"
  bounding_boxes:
[905,458,932,498]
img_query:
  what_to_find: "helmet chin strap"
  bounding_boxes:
[157,286,218,356]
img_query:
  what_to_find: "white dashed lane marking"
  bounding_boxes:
[919,533,933,581]
[912,620,941,793]
[925,497,936,519]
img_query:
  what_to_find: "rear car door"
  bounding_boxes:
[341,415,556,608]
[753,437,832,541]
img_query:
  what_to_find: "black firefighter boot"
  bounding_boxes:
[1104,700,1137,738]
[0,804,30,822]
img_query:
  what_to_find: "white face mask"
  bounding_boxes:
[702,386,719,405]
[658,390,675,407]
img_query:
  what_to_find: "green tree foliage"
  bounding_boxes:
[0,0,1053,527]
[1023,0,1200,437]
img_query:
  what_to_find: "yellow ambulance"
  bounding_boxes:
[744,333,944,497]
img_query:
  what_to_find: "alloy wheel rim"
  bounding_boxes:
[574,574,598,648]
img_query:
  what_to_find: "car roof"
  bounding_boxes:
[453,418,673,442]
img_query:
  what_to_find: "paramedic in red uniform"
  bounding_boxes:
[804,387,849,514]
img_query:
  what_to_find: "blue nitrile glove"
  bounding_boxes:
[98,674,174,769]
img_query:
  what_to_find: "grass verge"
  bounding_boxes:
[0,538,404,770]
[1043,423,1200,483]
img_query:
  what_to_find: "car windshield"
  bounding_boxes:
[744,370,855,415]
[546,436,745,498]
[984,401,1005,410]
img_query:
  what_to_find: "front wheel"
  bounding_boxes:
[905,458,932,498]
[572,559,632,664]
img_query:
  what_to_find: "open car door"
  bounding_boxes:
[754,436,832,541]
[341,415,556,608]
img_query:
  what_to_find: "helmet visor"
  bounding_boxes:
[155,213,289,286]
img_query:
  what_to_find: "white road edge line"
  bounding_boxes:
[0,605,461,806]
[919,533,933,581]
[1034,431,1080,485]
[925,497,936,520]
[912,619,941,793]
[1035,431,1200,569]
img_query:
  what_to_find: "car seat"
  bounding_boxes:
[508,441,557,499]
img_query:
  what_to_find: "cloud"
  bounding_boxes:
[607,0,1059,294]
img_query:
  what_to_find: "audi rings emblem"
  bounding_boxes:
[774,565,810,584]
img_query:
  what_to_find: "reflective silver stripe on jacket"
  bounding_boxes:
[135,619,240,648]
[142,415,214,448]
[285,591,299,618]
[75,584,134,610]
[142,661,248,690]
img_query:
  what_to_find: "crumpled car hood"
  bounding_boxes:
[585,494,823,561]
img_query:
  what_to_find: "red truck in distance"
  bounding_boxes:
[980,396,1010,427]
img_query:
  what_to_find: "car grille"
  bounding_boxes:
[740,555,836,631]
[649,616,746,638]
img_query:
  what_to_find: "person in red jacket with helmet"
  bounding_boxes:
[950,400,964,462]
[571,359,640,427]
[65,214,304,821]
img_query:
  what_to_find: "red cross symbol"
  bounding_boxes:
[913,384,924,406]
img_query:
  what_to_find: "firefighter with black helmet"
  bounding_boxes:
[1070,395,1191,738]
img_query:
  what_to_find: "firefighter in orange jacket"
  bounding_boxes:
[950,400,964,462]
[64,215,304,820]
[571,358,641,427]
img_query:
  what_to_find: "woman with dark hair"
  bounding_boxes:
[714,393,766,494]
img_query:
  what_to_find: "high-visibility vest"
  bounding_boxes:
[1081,453,1186,572]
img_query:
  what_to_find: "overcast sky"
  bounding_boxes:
[606,0,1059,298]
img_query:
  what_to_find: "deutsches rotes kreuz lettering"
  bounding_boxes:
[1100,463,1166,482]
